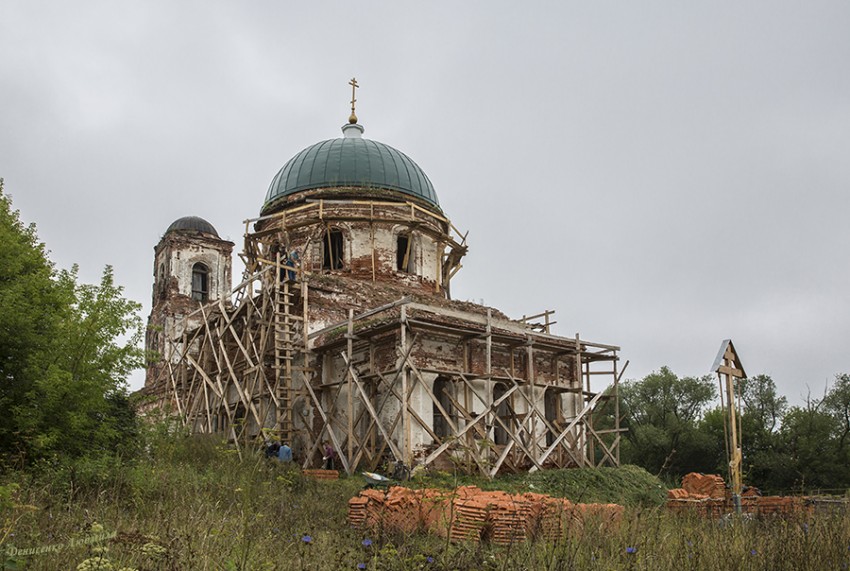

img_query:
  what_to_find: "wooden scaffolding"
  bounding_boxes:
[154,199,624,474]
[307,301,626,476]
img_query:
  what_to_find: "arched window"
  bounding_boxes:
[322,228,344,270]
[433,376,453,439]
[396,233,414,273]
[493,383,511,446]
[191,262,209,301]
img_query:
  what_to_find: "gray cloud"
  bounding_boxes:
[1,1,848,402]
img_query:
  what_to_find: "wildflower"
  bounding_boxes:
[302,535,313,544]
[750,549,757,556]
[426,556,434,564]
[358,564,366,570]
[140,543,167,560]
[626,547,637,555]
[362,538,373,547]
[76,557,114,571]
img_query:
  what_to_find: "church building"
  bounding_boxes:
[143,82,624,476]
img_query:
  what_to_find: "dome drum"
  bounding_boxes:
[254,198,450,291]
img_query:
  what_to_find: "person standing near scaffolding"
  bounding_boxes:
[269,240,288,283]
[285,249,299,282]
[322,441,336,470]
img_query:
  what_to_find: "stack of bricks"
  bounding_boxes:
[449,495,493,543]
[680,473,728,499]
[347,495,370,528]
[303,469,340,480]
[348,485,623,544]
[741,495,805,517]
[532,494,575,542]
[666,472,819,518]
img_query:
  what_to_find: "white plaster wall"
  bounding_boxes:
[168,244,229,300]
[408,381,429,450]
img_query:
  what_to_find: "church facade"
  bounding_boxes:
[143,99,623,476]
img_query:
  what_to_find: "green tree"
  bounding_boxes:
[737,375,788,490]
[822,373,850,458]
[0,180,143,466]
[619,366,718,478]
[778,399,843,492]
[0,180,67,461]
[740,374,788,434]
[27,266,144,458]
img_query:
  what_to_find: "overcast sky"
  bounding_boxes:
[2,2,848,402]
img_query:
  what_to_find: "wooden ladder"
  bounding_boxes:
[273,252,304,442]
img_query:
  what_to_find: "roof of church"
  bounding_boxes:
[263,131,439,214]
[165,216,219,237]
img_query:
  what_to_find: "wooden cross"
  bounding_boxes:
[348,77,359,123]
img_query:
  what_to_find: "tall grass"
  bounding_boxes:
[1,433,848,570]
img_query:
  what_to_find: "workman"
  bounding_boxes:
[278,442,293,463]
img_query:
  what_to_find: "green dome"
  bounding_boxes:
[263,136,439,213]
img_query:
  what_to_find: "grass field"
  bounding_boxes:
[2,435,848,570]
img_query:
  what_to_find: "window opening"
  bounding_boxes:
[158,264,166,299]
[191,263,209,301]
[544,389,561,446]
[323,228,344,270]
[396,234,414,272]
[433,376,453,439]
[493,382,511,446]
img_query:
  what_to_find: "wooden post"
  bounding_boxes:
[613,354,621,466]
[574,333,583,466]
[347,309,354,467]
[712,340,747,514]
[370,219,376,284]
[400,305,411,466]
[724,369,742,506]
[485,309,492,376]
[369,340,376,454]
[435,240,442,293]
[463,339,471,468]
[526,335,536,457]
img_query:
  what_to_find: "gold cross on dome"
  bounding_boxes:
[348,77,359,124]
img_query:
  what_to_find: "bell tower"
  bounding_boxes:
[144,216,234,403]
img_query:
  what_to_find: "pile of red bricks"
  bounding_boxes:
[666,472,810,517]
[678,473,727,499]
[348,485,623,544]
[667,472,732,502]
[303,469,340,480]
